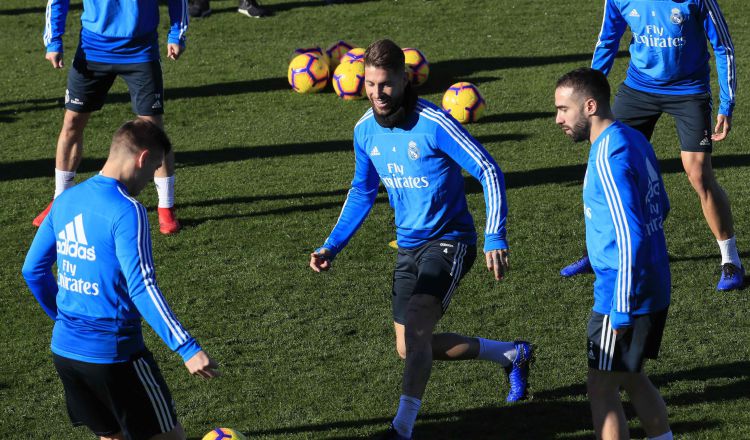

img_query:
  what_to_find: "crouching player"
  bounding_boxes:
[555,68,672,440]
[22,120,219,440]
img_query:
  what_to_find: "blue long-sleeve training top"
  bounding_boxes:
[584,121,671,330]
[22,175,201,364]
[592,0,736,116]
[44,0,188,63]
[320,98,508,257]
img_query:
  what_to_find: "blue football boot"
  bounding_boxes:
[717,263,745,291]
[382,425,411,440]
[505,341,533,402]
[560,255,593,277]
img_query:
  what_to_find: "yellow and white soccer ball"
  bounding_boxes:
[202,427,247,440]
[442,82,486,124]
[402,48,429,86]
[340,47,366,65]
[292,46,330,67]
[332,61,366,100]
[288,53,329,94]
[325,40,354,69]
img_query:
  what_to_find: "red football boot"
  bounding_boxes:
[158,207,181,235]
[32,201,53,227]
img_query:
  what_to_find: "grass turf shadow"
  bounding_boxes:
[185,361,744,439]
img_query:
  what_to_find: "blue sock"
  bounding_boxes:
[392,395,421,438]
[477,338,515,367]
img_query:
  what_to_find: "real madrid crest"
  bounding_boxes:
[408,141,419,160]
[670,8,684,25]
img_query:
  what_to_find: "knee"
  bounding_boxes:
[684,164,715,196]
[62,111,88,131]
[99,433,125,440]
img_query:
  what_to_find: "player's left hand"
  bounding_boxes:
[184,350,220,378]
[485,249,509,281]
[712,114,732,141]
[310,248,333,272]
[167,43,184,61]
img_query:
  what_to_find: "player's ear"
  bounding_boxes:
[584,97,598,116]
[135,149,150,169]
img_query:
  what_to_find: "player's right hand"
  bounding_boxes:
[485,248,509,281]
[185,350,220,378]
[309,248,332,272]
[45,52,64,69]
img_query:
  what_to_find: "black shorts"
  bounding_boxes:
[66,48,164,115]
[52,350,177,440]
[613,83,713,153]
[587,308,668,373]
[391,239,477,325]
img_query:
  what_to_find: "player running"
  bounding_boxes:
[36,0,188,234]
[309,39,532,440]
[22,120,219,440]
[555,68,672,440]
[562,0,743,291]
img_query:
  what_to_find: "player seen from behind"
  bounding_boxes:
[23,120,219,440]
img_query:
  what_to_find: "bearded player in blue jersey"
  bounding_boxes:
[34,0,188,235]
[309,39,532,440]
[556,68,672,440]
[561,0,743,291]
[23,120,219,440]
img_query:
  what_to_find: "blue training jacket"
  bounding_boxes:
[584,121,671,330]
[592,0,736,116]
[320,98,508,257]
[44,0,189,63]
[22,175,201,364]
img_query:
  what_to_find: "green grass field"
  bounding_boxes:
[1,0,749,438]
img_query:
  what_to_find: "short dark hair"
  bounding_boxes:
[364,39,405,74]
[111,119,172,157]
[556,67,611,107]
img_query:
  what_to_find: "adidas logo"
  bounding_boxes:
[151,100,162,109]
[56,214,96,261]
[628,8,640,17]
[370,146,381,156]
[700,137,711,147]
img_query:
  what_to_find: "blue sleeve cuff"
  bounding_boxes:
[718,103,734,117]
[46,41,63,53]
[167,35,185,46]
[176,338,202,362]
[317,244,339,260]
[483,235,508,253]
[609,311,633,330]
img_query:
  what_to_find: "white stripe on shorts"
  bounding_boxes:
[598,315,617,371]
[442,243,467,312]
[134,358,175,433]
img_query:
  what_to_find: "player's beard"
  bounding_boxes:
[371,83,417,128]
[567,111,591,143]
[370,91,402,117]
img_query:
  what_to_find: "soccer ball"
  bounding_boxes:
[288,53,329,94]
[340,47,366,65]
[326,40,354,69]
[442,82,486,123]
[292,46,330,67]
[403,48,429,86]
[202,428,247,440]
[332,61,365,100]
